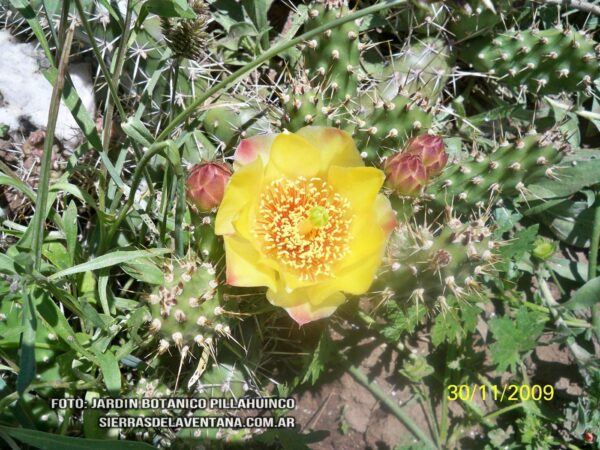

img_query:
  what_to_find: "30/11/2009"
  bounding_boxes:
[447,384,555,402]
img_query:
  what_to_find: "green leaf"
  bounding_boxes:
[48,248,171,281]
[97,273,112,316]
[499,225,539,261]
[0,253,16,275]
[431,310,462,346]
[95,350,121,395]
[121,258,164,284]
[381,303,425,341]
[83,392,108,440]
[547,256,587,283]
[143,0,197,19]
[400,355,434,383]
[210,0,246,31]
[527,159,600,199]
[302,329,336,386]
[563,276,600,311]
[241,0,272,48]
[540,200,593,248]
[489,308,546,372]
[36,294,96,362]
[50,183,100,213]
[63,201,78,265]
[493,207,523,235]
[219,22,259,51]
[121,117,155,147]
[0,425,155,450]
[17,288,37,395]
[42,243,71,271]
[0,175,36,203]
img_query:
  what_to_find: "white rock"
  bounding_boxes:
[0,29,95,150]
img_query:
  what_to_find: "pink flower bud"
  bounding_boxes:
[384,153,428,196]
[186,162,232,212]
[406,135,447,177]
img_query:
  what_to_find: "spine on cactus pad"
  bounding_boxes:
[460,28,600,95]
[425,131,568,212]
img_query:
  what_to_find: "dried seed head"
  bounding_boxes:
[160,1,209,60]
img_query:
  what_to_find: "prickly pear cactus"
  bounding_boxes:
[426,132,568,212]
[146,257,235,354]
[372,214,502,344]
[371,38,452,102]
[460,28,600,95]
[178,364,253,444]
[282,1,360,132]
[303,2,360,104]
[352,94,434,161]
[203,96,271,148]
[280,0,438,163]
[448,0,515,40]
[378,215,499,305]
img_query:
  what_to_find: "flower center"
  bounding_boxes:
[256,177,352,281]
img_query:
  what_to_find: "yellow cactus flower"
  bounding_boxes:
[215,126,396,325]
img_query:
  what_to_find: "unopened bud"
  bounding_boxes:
[186,162,232,212]
[384,153,428,196]
[405,135,448,177]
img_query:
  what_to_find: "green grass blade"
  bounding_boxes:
[48,248,172,281]
[16,288,37,395]
[95,350,122,396]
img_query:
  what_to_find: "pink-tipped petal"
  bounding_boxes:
[267,287,345,326]
[234,134,275,168]
[375,194,398,235]
[284,303,338,326]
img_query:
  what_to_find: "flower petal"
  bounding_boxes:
[374,193,398,235]
[332,195,395,294]
[267,286,345,326]
[215,159,263,236]
[283,302,340,326]
[333,249,383,294]
[224,235,277,291]
[233,134,275,168]
[327,166,385,213]
[265,132,320,180]
[333,219,385,294]
[296,126,364,173]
